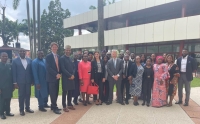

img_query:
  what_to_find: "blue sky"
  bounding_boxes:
[0,0,120,49]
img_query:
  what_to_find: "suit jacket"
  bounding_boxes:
[91,59,105,82]
[60,55,75,91]
[12,57,33,84]
[46,53,60,83]
[129,63,138,78]
[0,62,13,98]
[107,58,123,82]
[122,60,133,79]
[176,56,196,81]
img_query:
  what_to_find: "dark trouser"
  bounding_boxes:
[0,97,11,115]
[178,73,191,103]
[142,81,152,104]
[103,80,109,102]
[49,81,59,110]
[93,73,104,101]
[121,78,130,101]
[108,79,122,103]
[18,83,31,112]
[62,90,73,108]
[44,83,49,106]
[37,93,48,109]
[73,97,78,103]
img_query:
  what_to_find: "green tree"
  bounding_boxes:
[40,0,74,55]
[0,18,27,46]
[89,0,115,10]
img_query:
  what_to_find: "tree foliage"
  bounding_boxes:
[0,18,28,46]
[40,0,74,55]
[89,0,115,10]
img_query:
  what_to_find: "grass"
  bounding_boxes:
[12,78,200,99]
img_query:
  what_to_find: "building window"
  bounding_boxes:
[147,46,158,53]
[129,47,135,53]
[173,44,180,52]
[185,43,200,52]
[159,45,172,53]
[136,47,146,54]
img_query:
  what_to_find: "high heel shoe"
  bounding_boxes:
[99,100,102,105]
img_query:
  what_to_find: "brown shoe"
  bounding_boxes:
[68,106,75,110]
[63,108,69,112]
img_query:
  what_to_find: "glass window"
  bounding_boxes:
[147,46,158,53]
[173,44,180,52]
[129,47,135,53]
[136,47,146,54]
[159,45,172,53]
[185,43,200,52]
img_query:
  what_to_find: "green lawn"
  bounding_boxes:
[12,78,200,99]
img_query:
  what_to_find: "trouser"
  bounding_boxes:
[73,97,78,103]
[93,73,104,101]
[108,79,122,103]
[18,83,31,112]
[178,73,191,103]
[37,93,48,109]
[0,97,11,115]
[103,80,109,102]
[49,81,59,110]
[62,90,73,108]
[121,78,130,101]
[142,81,152,104]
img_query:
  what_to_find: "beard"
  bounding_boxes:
[182,54,187,58]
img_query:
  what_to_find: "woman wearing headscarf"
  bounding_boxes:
[152,56,169,107]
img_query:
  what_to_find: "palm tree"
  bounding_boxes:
[97,0,104,51]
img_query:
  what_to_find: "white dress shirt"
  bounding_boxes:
[181,55,188,72]
[20,57,28,70]
[123,61,129,73]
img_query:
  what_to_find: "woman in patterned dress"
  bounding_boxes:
[166,54,180,107]
[129,56,144,106]
[152,56,170,107]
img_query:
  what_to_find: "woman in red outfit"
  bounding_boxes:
[78,53,91,106]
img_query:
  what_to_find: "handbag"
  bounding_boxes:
[87,83,99,95]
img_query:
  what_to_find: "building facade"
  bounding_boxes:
[63,0,200,62]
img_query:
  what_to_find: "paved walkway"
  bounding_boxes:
[1,87,200,124]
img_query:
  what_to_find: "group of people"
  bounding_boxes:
[0,42,197,120]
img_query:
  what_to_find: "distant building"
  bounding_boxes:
[63,0,200,62]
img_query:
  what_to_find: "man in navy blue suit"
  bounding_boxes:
[46,42,61,114]
[12,49,34,116]
[175,48,197,106]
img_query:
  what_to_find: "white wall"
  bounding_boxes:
[64,15,200,49]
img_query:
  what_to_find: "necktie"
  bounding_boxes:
[125,61,127,76]
[55,55,59,72]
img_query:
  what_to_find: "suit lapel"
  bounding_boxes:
[18,57,26,70]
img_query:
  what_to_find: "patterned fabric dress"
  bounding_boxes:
[152,63,170,107]
[130,65,144,97]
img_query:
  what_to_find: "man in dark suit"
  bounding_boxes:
[0,52,14,119]
[176,48,197,106]
[46,42,61,114]
[60,45,75,112]
[12,49,34,116]
[107,49,124,105]
[121,54,132,104]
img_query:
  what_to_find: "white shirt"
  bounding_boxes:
[181,55,188,72]
[20,58,28,70]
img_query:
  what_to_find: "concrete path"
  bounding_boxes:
[1,87,200,124]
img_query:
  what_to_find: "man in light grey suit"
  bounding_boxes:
[106,49,124,105]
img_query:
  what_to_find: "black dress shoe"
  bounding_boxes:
[106,102,112,105]
[20,111,25,116]
[125,100,129,105]
[183,103,188,106]
[146,103,150,107]
[53,109,61,114]
[120,102,125,105]
[1,115,6,119]
[142,102,145,106]
[39,108,47,112]
[6,113,14,116]
[26,109,34,113]
[175,101,182,104]
[44,105,50,108]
